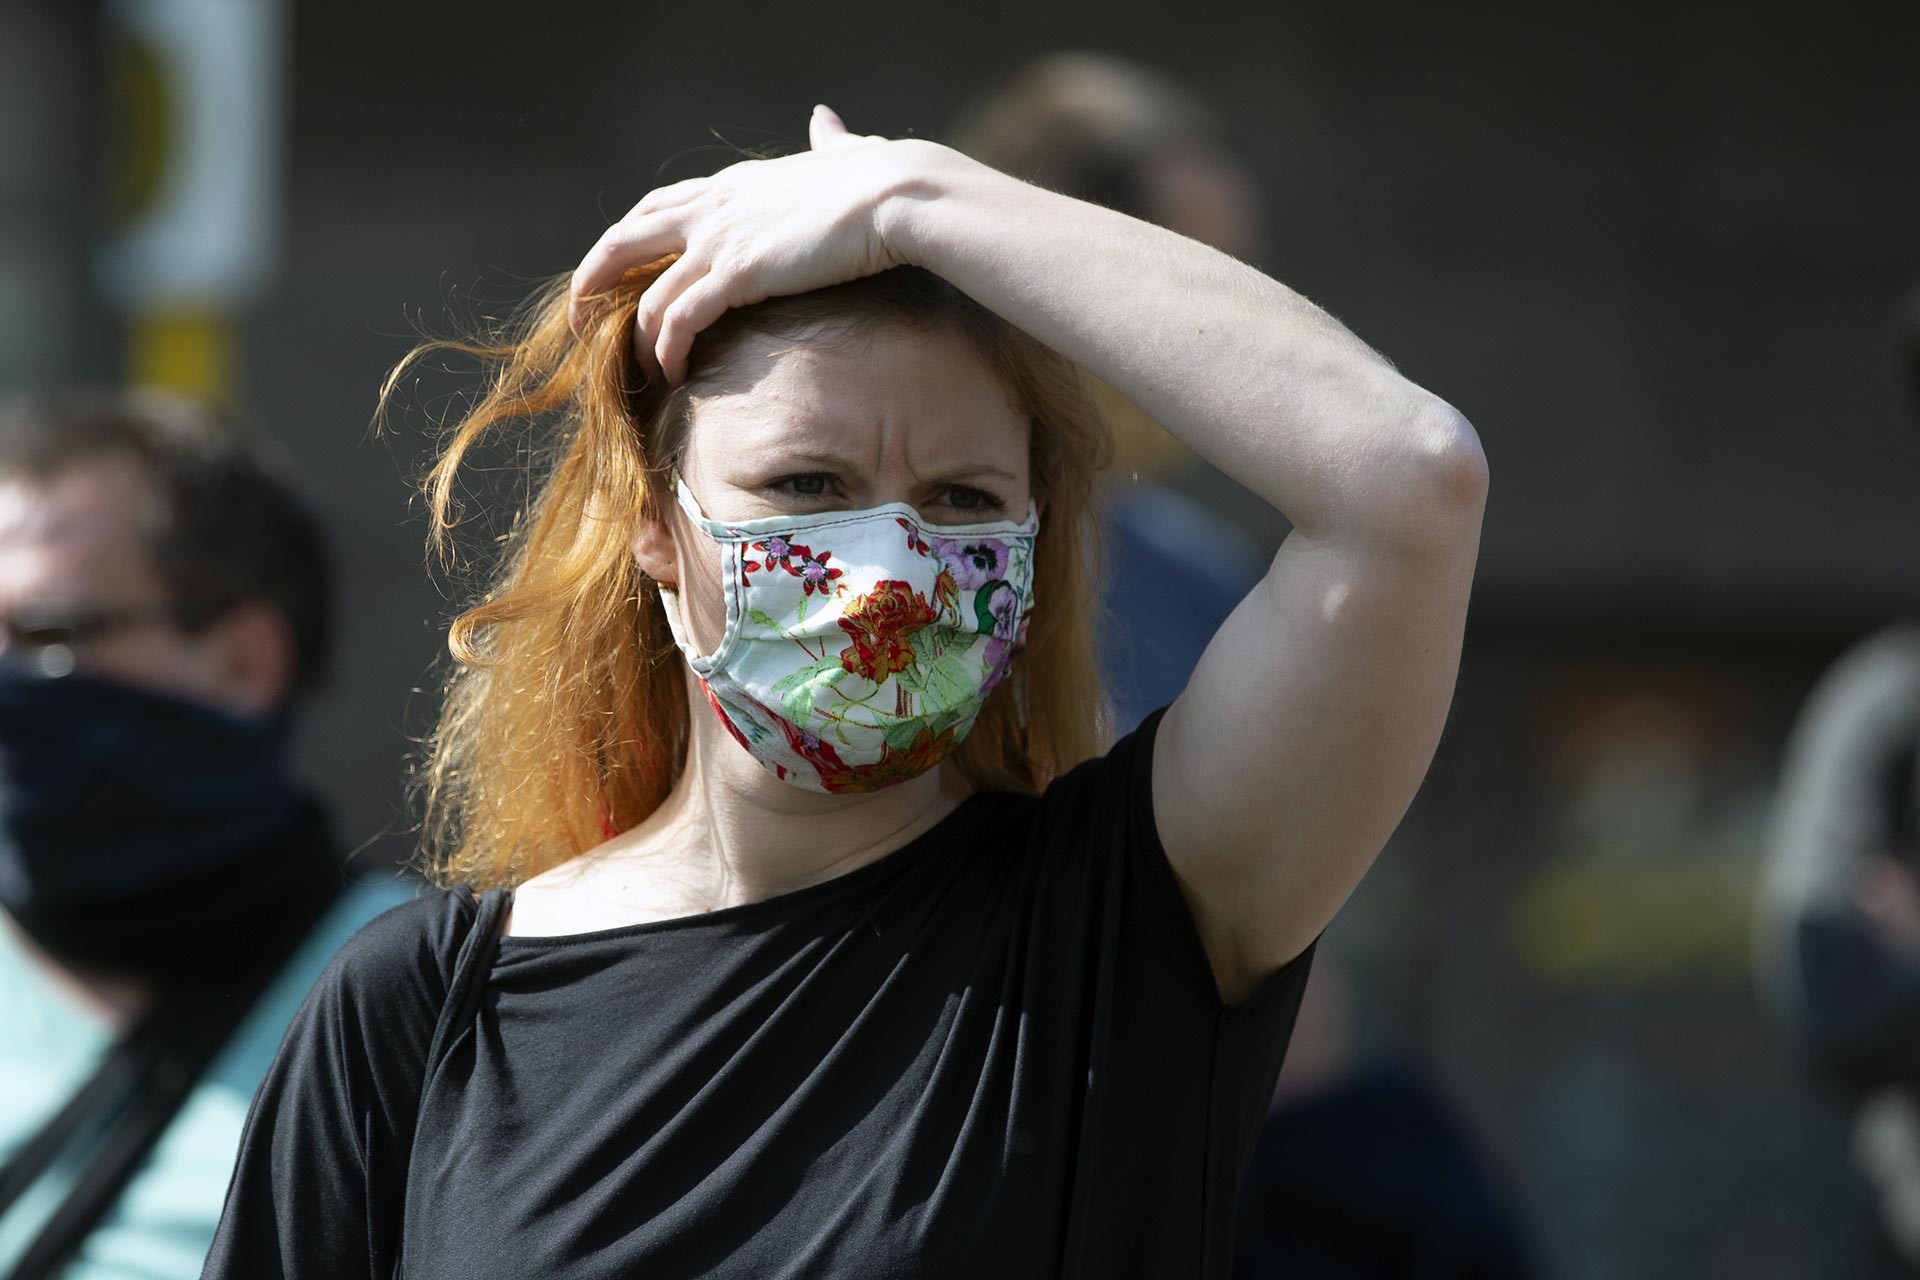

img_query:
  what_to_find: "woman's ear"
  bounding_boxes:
[630,508,678,588]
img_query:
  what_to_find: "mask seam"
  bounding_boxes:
[706,536,747,673]
[673,481,1039,542]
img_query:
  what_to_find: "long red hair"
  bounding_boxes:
[386,260,1113,890]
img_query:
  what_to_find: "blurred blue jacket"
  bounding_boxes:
[1101,480,1266,734]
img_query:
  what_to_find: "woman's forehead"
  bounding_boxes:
[685,326,1029,470]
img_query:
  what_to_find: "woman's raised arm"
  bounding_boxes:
[572,106,1488,1004]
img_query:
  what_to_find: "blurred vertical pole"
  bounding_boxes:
[99,0,291,409]
[0,0,107,390]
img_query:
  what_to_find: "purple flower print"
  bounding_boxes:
[796,549,844,596]
[985,581,1021,638]
[748,535,798,575]
[932,537,1011,591]
[978,580,1025,691]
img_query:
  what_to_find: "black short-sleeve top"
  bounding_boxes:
[203,712,1315,1279]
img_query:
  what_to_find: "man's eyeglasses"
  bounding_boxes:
[0,604,179,676]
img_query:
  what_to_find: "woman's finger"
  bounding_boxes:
[569,211,688,330]
[808,103,852,151]
[633,251,709,384]
[655,274,736,387]
[634,177,707,217]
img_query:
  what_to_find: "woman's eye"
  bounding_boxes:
[768,473,834,498]
[942,486,1001,513]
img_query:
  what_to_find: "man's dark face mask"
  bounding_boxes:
[0,662,336,984]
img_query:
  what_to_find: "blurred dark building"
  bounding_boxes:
[4,1,1918,1276]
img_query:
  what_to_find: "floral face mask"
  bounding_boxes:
[661,479,1039,794]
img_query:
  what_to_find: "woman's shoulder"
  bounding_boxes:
[1032,708,1164,823]
[960,711,1165,888]
[308,883,488,1014]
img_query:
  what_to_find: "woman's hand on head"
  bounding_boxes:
[570,106,945,386]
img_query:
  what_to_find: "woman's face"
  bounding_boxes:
[635,322,1033,655]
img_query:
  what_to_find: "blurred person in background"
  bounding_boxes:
[203,102,1485,1279]
[0,393,409,1279]
[951,52,1267,733]
[959,54,1534,1276]
[1760,285,1920,1275]
[1232,960,1535,1277]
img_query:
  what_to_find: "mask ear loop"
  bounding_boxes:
[665,466,726,534]
[650,468,745,675]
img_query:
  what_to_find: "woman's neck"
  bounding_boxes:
[649,689,975,906]
[505,673,973,936]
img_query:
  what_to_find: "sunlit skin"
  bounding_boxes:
[520,106,1486,1003]
[508,324,1032,935]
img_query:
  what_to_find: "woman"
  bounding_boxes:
[204,106,1485,1278]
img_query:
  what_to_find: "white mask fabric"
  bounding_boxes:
[661,480,1040,793]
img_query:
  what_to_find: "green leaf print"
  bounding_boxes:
[880,706,972,752]
[926,648,984,709]
[880,716,928,751]
[895,628,948,694]
[784,669,848,726]
[773,651,847,725]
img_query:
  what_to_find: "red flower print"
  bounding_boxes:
[699,679,756,753]
[771,704,853,782]
[812,724,963,793]
[896,517,932,556]
[747,534,798,575]
[837,579,937,684]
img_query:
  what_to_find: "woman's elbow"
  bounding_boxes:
[1413,400,1489,515]
[1362,398,1487,548]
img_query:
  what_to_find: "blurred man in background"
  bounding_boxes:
[951,51,1269,732]
[0,393,409,1278]
[954,53,1534,1277]
[1761,286,1920,1274]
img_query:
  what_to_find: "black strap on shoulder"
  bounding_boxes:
[0,965,292,1280]
[0,1023,148,1224]
[0,813,347,1277]
[391,886,510,1280]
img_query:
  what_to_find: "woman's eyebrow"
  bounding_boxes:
[922,462,1020,484]
[757,448,860,472]
[755,451,1019,485]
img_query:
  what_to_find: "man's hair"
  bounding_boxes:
[950,52,1224,222]
[0,391,333,700]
